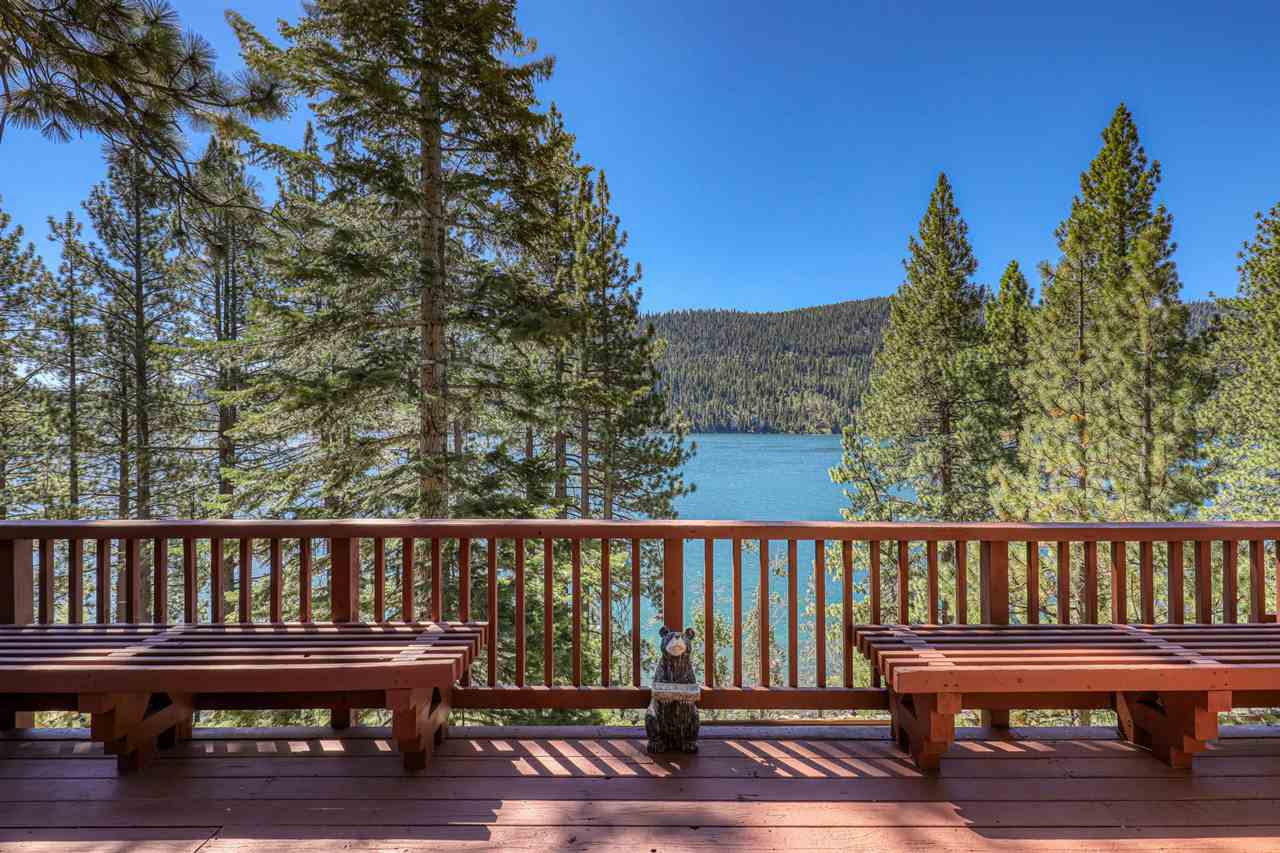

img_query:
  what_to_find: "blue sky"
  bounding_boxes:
[3,0,1278,312]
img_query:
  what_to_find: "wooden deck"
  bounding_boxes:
[3,725,1280,850]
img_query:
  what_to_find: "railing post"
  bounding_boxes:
[979,539,1010,729]
[329,536,359,730]
[662,538,684,629]
[0,539,34,729]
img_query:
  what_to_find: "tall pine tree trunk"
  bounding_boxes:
[66,286,80,516]
[579,413,590,519]
[130,159,151,520]
[418,66,448,518]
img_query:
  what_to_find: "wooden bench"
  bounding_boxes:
[0,621,484,771]
[855,623,1280,770]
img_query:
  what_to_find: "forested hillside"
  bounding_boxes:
[649,298,890,433]
[652,297,1218,434]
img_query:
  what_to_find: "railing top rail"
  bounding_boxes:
[0,518,1277,542]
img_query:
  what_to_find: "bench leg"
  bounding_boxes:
[889,690,959,772]
[1115,690,1229,768]
[81,692,194,773]
[391,687,451,771]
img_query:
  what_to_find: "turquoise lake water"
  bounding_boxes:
[669,433,849,632]
[675,433,847,522]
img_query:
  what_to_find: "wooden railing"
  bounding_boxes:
[2,520,1278,716]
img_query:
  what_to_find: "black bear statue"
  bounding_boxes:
[644,626,701,754]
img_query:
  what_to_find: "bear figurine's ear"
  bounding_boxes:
[684,627,696,640]
[659,626,671,638]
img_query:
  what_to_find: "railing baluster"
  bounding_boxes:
[182,538,195,623]
[1139,541,1154,624]
[124,538,140,623]
[458,537,471,623]
[458,536,470,685]
[37,539,53,625]
[153,538,167,624]
[631,538,642,688]
[1056,541,1069,624]
[926,540,938,624]
[815,539,826,688]
[239,537,253,624]
[1083,540,1098,624]
[662,537,683,628]
[602,539,612,686]
[401,537,415,621]
[1168,541,1184,624]
[330,537,358,623]
[95,538,109,624]
[702,537,713,688]
[1249,540,1264,623]
[269,539,282,622]
[298,538,312,622]
[1110,541,1127,625]
[955,540,966,625]
[1025,542,1039,624]
[210,537,224,623]
[68,539,83,624]
[896,540,909,625]
[759,538,769,688]
[1194,540,1211,624]
[373,537,385,622]
[487,537,498,686]
[871,540,882,625]
[841,540,852,688]
[544,538,554,686]
[515,538,525,687]
[733,537,743,688]
[1222,540,1238,624]
[571,537,582,686]
[431,538,442,623]
[787,539,798,688]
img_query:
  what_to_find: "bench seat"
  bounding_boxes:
[0,621,485,771]
[854,623,1280,770]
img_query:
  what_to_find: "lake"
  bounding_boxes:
[674,433,847,522]
[668,433,849,636]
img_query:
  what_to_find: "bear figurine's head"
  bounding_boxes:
[659,625,695,658]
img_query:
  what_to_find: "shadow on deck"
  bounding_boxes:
[3,723,1280,851]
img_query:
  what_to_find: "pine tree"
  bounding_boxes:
[565,172,692,519]
[1,0,281,185]
[993,104,1209,521]
[0,195,48,518]
[230,0,553,518]
[984,260,1034,468]
[34,212,104,518]
[181,136,268,511]
[831,173,992,521]
[1208,203,1280,518]
[83,146,191,519]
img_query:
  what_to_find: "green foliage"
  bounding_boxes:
[831,174,996,521]
[1207,203,1280,518]
[992,105,1212,521]
[984,260,1034,467]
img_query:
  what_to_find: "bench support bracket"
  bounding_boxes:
[889,690,959,771]
[389,686,451,770]
[1115,690,1229,768]
[81,692,194,772]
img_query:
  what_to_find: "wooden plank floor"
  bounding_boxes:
[3,724,1280,851]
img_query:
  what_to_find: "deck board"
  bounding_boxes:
[1,725,1279,850]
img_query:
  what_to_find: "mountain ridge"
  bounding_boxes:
[650,296,1218,434]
